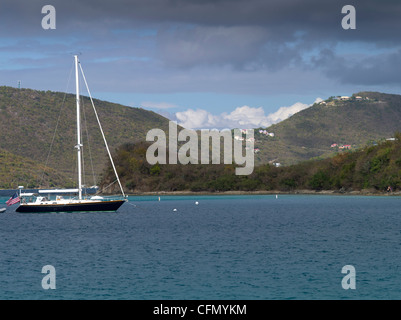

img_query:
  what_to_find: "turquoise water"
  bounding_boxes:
[1,194,401,300]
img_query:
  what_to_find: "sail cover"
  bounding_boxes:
[38,189,79,194]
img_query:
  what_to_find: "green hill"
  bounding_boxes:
[2,86,401,190]
[0,148,69,189]
[102,134,401,193]
[0,86,170,188]
[253,92,401,166]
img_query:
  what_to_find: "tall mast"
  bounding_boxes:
[74,55,83,200]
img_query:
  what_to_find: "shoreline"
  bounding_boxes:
[0,189,397,197]
[126,189,401,197]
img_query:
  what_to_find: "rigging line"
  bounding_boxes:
[78,62,126,198]
[71,146,77,189]
[97,179,118,195]
[80,95,86,195]
[81,94,97,187]
[81,123,86,195]
[39,60,75,187]
[125,200,155,216]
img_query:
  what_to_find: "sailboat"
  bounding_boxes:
[16,55,127,213]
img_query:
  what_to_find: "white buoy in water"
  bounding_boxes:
[173,208,177,212]
[276,194,278,199]
[195,201,199,205]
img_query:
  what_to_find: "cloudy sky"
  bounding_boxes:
[1,0,401,129]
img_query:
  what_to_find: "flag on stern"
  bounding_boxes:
[6,191,20,206]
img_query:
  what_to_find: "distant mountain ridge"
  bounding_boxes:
[253,91,401,166]
[1,86,401,189]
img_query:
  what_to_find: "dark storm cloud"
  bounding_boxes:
[1,0,401,91]
[311,48,401,86]
[2,0,400,41]
[154,25,305,70]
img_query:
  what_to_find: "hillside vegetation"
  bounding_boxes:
[102,134,401,194]
[0,148,70,189]
[0,86,170,188]
[2,86,401,190]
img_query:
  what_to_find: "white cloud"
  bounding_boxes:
[266,102,310,123]
[174,98,322,129]
[266,98,322,124]
[175,106,271,129]
[175,109,220,129]
[223,106,271,128]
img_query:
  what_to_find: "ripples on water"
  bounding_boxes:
[1,194,401,300]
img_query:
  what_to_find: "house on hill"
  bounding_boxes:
[258,130,275,137]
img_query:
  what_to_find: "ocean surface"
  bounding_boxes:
[1,194,401,300]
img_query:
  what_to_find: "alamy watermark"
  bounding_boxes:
[146,121,255,175]
[342,5,356,30]
[41,5,56,30]
[40,4,355,31]
[341,265,356,290]
[41,265,56,290]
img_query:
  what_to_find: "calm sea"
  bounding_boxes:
[1,194,401,300]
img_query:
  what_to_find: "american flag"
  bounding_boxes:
[6,191,20,206]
